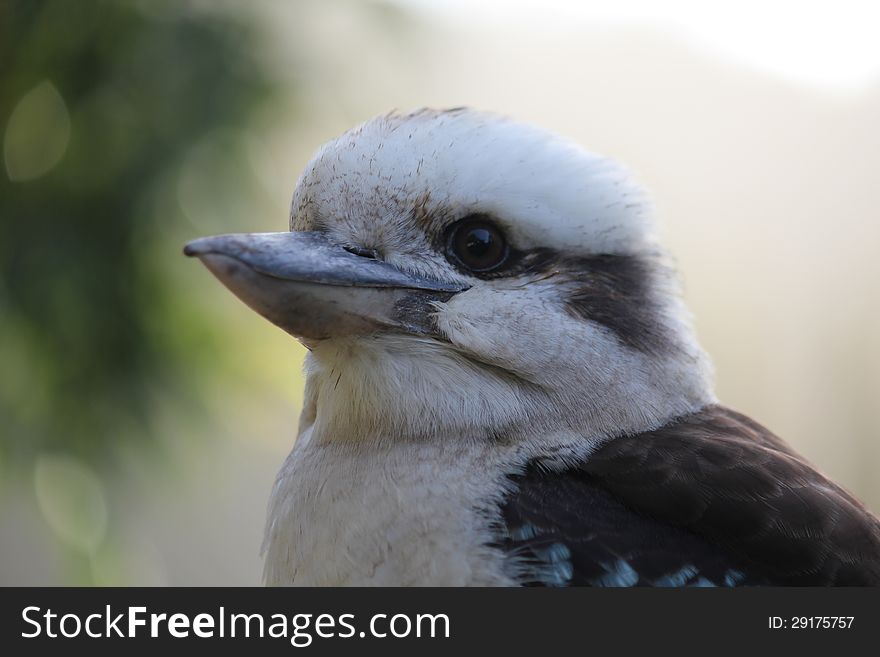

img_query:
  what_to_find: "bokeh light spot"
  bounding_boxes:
[4,80,71,182]
[34,454,108,554]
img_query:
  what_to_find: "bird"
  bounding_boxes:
[185,108,880,586]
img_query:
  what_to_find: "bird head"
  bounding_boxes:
[186,109,714,444]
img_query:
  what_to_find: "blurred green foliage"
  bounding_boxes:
[0,0,276,469]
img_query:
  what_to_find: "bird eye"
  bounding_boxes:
[446,216,509,273]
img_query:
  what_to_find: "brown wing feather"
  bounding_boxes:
[579,405,880,585]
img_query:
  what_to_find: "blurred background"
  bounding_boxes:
[1,0,878,585]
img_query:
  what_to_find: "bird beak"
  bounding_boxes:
[184,231,467,342]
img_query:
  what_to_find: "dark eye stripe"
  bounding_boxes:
[425,203,669,354]
[477,243,671,354]
[562,253,671,354]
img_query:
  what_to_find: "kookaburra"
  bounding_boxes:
[185,108,880,586]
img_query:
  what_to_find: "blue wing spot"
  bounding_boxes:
[539,542,572,564]
[653,565,700,587]
[593,558,639,587]
[510,524,540,542]
[723,569,746,587]
[533,542,573,586]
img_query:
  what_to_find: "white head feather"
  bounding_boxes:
[286,108,715,446]
[259,108,717,585]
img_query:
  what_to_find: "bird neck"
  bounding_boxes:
[297,332,715,447]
